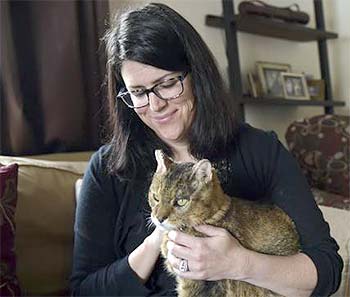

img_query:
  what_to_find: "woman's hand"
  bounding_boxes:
[167,225,317,297]
[166,224,249,281]
[128,226,165,283]
[145,226,165,252]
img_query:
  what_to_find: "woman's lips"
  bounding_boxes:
[152,110,177,124]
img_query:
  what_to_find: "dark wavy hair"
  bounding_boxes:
[103,3,237,179]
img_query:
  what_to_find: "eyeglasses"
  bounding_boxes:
[117,72,188,109]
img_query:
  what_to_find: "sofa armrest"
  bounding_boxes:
[319,205,350,297]
[0,153,91,296]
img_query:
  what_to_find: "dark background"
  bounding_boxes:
[0,0,109,156]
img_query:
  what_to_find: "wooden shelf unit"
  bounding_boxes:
[239,96,345,107]
[205,14,338,42]
[206,0,346,121]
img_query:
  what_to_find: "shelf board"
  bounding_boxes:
[238,96,346,107]
[206,14,338,41]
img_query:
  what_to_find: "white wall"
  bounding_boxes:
[324,0,350,115]
[108,0,350,144]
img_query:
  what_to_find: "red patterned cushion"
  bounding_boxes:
[312,188,350,211]
[0,163,21,296]
[285,115,350,197]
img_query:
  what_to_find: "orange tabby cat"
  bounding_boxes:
[148,150,300,297]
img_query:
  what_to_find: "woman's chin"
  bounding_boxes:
[157,131,186,145]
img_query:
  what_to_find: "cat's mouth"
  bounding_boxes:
[151,215,176,231]
[158,223,186,232]
[158,223,175,232]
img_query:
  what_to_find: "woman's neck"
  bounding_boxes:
[173,151,196,163]
[165,141,196,163]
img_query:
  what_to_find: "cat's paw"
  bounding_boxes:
[161,233,178,276]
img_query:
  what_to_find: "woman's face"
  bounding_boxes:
[120,60,195,147]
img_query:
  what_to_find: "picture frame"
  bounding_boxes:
[256,61,292,97]
[247,72,259,98]
[306,79,325,100]
[281,72,310,100]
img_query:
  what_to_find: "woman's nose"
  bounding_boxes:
[148,93,167,112]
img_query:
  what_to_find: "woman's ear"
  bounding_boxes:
[155,150,173,174]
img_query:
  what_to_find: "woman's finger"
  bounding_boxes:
[168,230,200,248]
[167,251,193,273]
[167,240,193,260]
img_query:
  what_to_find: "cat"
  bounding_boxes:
[148,150,300,297]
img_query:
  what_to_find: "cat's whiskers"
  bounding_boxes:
[145,216,156,230]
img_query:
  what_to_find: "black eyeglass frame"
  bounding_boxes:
[116,71,189,109]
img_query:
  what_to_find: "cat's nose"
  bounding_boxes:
[158,217,166,223]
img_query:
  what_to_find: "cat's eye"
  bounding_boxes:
[153,193,159,202]
[175,198,188,207]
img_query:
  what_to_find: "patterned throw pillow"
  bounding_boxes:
[0,163,21,296]
[312,188,350,211]
[285,115,350,197]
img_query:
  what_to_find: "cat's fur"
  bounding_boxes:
[148,150,300,297]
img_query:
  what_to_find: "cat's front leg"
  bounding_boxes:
[160,231,168,259]
[160,232,177,276]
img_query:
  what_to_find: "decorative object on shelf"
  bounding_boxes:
[256,61,291,98]
[238,0,310,25]
[306,79,325,100]
[281,72,310,100]
[206,0,345,121]
[247,72,261,98]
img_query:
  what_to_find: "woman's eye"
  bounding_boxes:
[131,89,146,97]
[176,198,188,207]
[159,79,177,89]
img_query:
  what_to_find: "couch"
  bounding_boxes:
[285,114,350,210]
[0,152,93,296]
[285,114,350,296]
[0,114,349,295]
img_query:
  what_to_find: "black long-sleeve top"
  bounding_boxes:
[70,123,343,296]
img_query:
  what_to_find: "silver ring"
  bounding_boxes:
[179,259,189,272]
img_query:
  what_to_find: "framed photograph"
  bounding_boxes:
[247,72,260,98]
[307,79,325,100]
[281,72,310,100]
[256,61,292,97]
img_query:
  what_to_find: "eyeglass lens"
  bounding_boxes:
[119,74,186,108]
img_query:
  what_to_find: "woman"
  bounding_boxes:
[70,3,343,296]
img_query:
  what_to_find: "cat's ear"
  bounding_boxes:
[155,150,173,174]
[191,159,212,184]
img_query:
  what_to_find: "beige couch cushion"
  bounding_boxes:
[0,154,91,296]
[27,151,94,162]
[319,205,350,297]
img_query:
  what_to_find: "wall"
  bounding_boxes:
[108,0,349,145]
[324,0,350,115]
